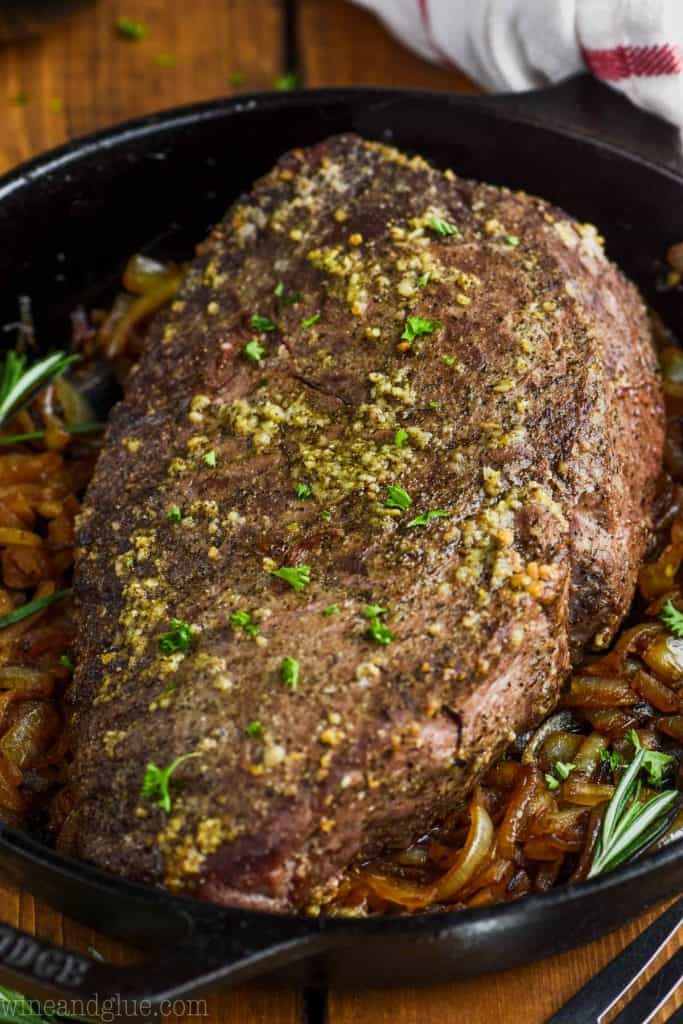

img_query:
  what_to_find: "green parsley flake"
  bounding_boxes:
[394,429,409,449]
[544,773,560,791]
[158,619,194,655]
[115,16,146,39]
[203,450,217,467]
[443,356,456,367]
[362,604,386,619]
[274,282,301,305]
[243,338,266,363]
[384,484,412,511]
[429,216,459,238]
[600,748,623,772]
[295,482,312,499]
[324,604,339,616]
[301,313,320,329]
[281,656,300,690]
[503,235,520,247]
[154,53,176,68]
[401,316,442,344]
[48,97,63,113]
[661,598,683,638]
[417,271,432,288]
[271,565,311,591]
[554,761,576,780]
[245,720,263,738]
[429,401,441,409]
[274,71,299,91]
[166,505,182,522]
[141,753,199,814]
[366,617,395,646]
[628,729,674,788]
[407,508,450,528]
[59,653,74,671]
[250,314,276,333]
[321,510,332,521]
[230,610,259,637]
[11,91,29,107]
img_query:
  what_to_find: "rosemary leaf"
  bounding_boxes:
[0,589,72,631]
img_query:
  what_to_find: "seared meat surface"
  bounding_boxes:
[63,135,664,910]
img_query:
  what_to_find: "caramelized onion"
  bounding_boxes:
[434,804,495,901]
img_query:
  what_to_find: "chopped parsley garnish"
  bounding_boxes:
[243,338,266,363]
[48,97,63,113]
[281,656,300,690]
[0,589,72,631]
[324,604,339,616]
[429,216,459,238]
[394,429,409,449]
[250,314,276,333]
[230,610,259,637]
[245,720,263,738]
[429,401,441,409]
[154,53,176,68]
[229,70,245,87]
[366,617,395,646]
[321,510,332,521]
[362,604,386,619]
[141,753,198,814]
[274,282,301,305]
[59,653,74,671]
[0,350,78,429]
[271,565,311,591]
[11,91,29,107]
[407,508,450,528]
[166,505,183,522]
[274,71,299,91]
[443,356,456,367]
[417,271,432,288]
[384,484,412,511]
[600,748,624,772]
[661,598,683,638]
[401,317,442,344]
[503,235,520,247]
[203,450,217,468]
[295,482,312,498]
[115,16,146,39]
[301,313,320,329]
[545,760,575,790]
[628,729,674,788]
[158,619,194,654]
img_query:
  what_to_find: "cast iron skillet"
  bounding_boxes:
[0,74,682,1015]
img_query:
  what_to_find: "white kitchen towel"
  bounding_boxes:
[352,0,683,127]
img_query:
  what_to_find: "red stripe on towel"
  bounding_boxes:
[583,43,683,81]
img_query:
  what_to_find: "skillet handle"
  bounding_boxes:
[0,915,326,1021]
[481,73,683,176]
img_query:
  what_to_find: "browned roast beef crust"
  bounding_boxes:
[62,135,664,910]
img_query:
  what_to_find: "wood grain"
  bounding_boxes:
[299,0,476,92]
[0,3,679,1024]
[328,904,682,1024]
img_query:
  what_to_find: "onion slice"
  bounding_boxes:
[434,804,495,901]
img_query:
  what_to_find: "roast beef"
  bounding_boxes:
[62,134,665,911]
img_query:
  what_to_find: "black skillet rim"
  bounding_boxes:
[0,83,681,942]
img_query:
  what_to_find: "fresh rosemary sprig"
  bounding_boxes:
[0,422,103,447]
[588,747,679,877]
[0,589,72,631]
[0,350,78,429]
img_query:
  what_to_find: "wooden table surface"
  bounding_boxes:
[0,2,681,1022]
